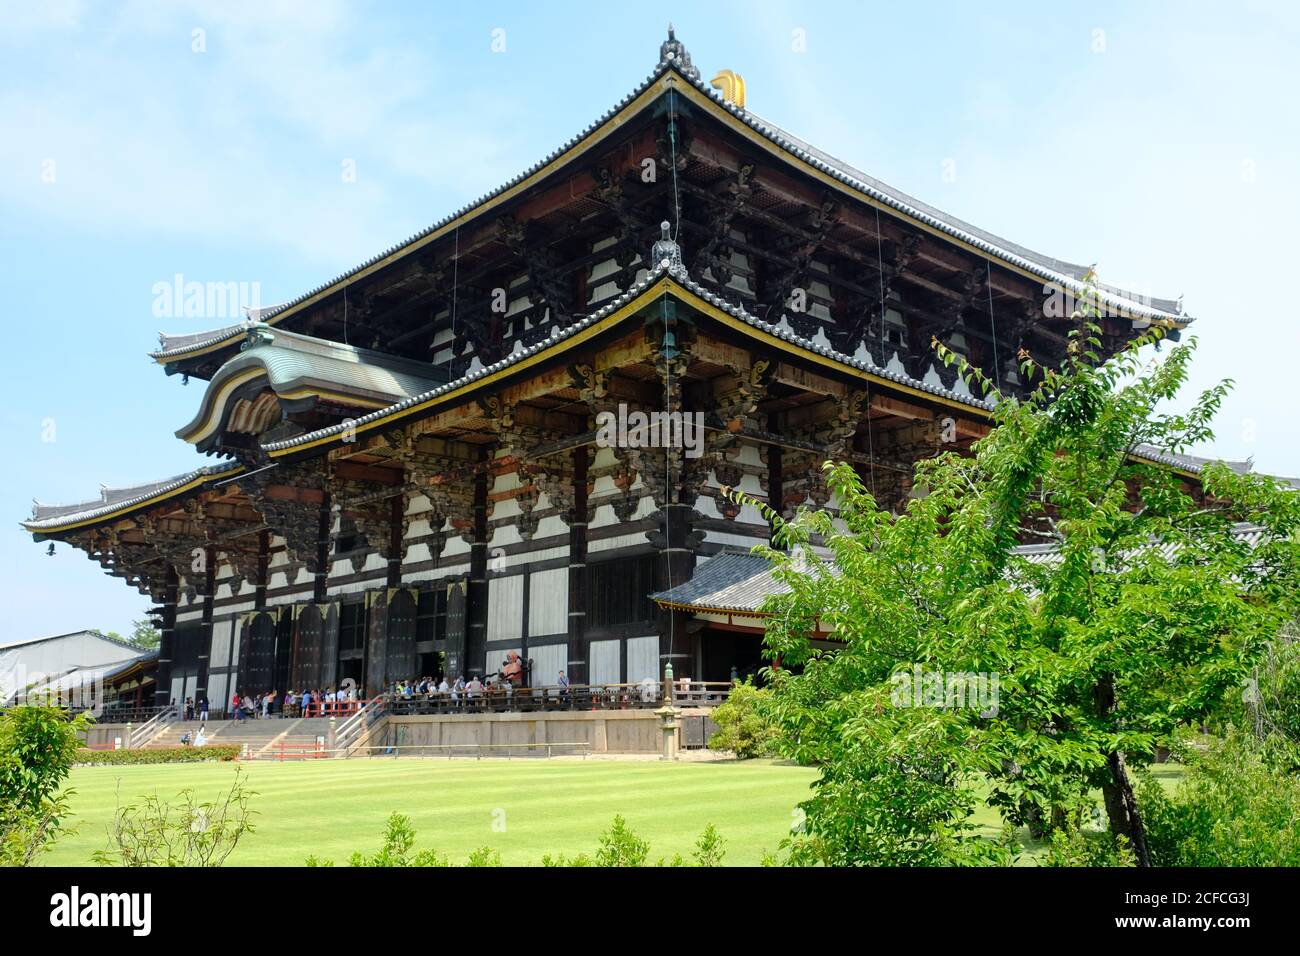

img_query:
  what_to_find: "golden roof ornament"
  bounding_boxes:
[710,69,746,108]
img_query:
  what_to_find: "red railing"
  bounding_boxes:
[261,739,330,761]
[298,698,364,718]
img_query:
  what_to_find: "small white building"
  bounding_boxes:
[0,630,147,706]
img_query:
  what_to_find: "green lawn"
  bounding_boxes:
[45,757,1185,866]
[47,758,819,866]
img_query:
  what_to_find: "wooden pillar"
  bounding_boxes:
[154,566,179,707]
[386,494,403,589]
[365,590,389,697]
[255,529,269,611]
[653,500,697,678]
[767,420,784,548]
[466,468,490,677]
[195,547,216,702]
[313,494,330,603]
[567,446,589,685]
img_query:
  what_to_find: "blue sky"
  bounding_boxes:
[2,0,1298,640]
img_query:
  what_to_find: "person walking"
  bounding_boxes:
[198,695,209,722]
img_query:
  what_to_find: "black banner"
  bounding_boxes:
[0,866,1279,944]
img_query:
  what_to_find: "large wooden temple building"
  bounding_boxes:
[24,31,1201,712]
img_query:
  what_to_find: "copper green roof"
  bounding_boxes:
[176,323,449,449]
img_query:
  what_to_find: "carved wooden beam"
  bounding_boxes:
[242,459,328,575]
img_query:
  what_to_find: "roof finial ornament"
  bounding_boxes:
[651,220,684,272]
[658,24,700,81]
[240,323,274,353]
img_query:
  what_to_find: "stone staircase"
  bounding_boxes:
[149,717,338,757]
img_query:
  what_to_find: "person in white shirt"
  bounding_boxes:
[194,724,207,748]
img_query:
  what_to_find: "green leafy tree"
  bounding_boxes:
[1215,620,1300,757]
[90,616,160,650]
[128,618,161,651]
[731,288,1300,866]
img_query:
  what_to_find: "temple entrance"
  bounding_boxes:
[699,628,766,684]
[337,601,365,692]
[417,651,445,679]
[337,657,364,688]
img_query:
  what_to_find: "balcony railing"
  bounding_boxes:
[382,679,732,716]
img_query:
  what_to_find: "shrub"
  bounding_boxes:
[308,811,498,867]
[658,821,729,867]
[323,814,727,867]
[76,745,241,765]
[1041,828,1135,867]
[707,681,778,758]
[690,822,726,867]
[1140,728,1300,866]
[594,814,649,866]
[93,768,257,866]
[465,846,503,867]
[0,705,90,866]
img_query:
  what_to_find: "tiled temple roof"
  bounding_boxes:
[651,552,792,615]
[1130,443,1254,476]
[23,463,242,533]
[150,32,1189,368]
[1012,522,1270,566]
[654,523,1272,615]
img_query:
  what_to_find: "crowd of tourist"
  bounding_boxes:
[389,652,537,704]
[222,686,362,720]
[177,654,545,721]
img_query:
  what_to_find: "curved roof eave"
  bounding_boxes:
[261,261,999,460]
[174,338,442,446]
[22,462,245,536]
